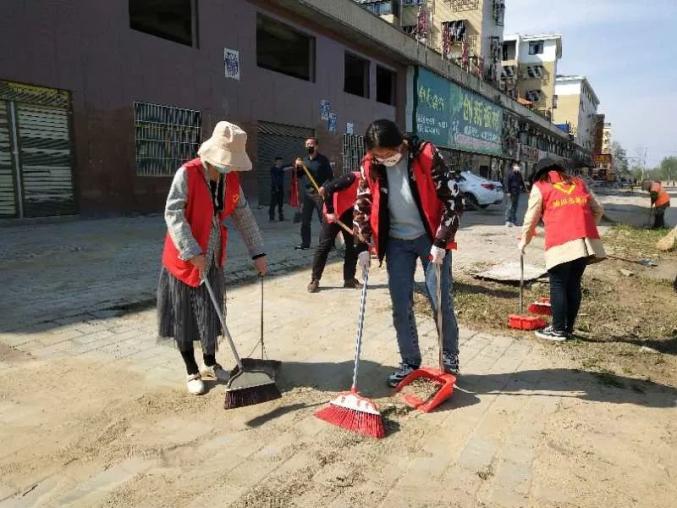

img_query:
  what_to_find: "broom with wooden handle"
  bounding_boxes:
[298,161,354,236]
[203,276,281,409]
[314,265,385,438]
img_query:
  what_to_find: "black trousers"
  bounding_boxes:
[548,257,588,333]
[653,205,667,229]
[269,185,284,219]
[311,209,357,282]
[300,192,323,248]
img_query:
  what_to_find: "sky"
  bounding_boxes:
[505,0,677,167]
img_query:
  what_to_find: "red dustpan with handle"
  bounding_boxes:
[395,263,456,413]
[508,253,548,330]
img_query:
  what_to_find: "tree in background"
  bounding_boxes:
[611,141,629,175]
[658,156,677,183]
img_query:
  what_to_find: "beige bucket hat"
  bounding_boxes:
[198,121,252,171]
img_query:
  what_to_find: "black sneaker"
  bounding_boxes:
[387,363,418,388]
[295,244,309,250]
[343,278,361,289]
[442,352,460,375]
[535,326,568,342]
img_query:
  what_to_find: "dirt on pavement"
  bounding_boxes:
[1,195,675,507]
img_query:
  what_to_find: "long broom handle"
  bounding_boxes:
[298,162,354,236]
[203,275,243,370]
[351,267,369,391]
[435,263,444,372]
[259,274,267,359]
[519,252,524,314]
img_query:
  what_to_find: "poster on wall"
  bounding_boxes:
[328,113,337,133]
[415,67,503,156]
[224,48,240,80]
[320,100,331,121]
[346,122,354,135]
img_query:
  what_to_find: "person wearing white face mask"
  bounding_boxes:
[157,121,267,395]
[354,119,464,386]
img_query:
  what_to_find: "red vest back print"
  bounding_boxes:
[323,172,360,218]
[535,172,600,250]
[362,142,456,257]
[162,158,240,287]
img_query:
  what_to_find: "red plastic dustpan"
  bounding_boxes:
[395,264,456,412]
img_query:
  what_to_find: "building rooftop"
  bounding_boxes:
[555,75,600,107]
[504,33,562,58]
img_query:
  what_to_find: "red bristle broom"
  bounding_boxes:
[315,264,385,438]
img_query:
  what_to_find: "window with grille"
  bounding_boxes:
[528,41,544,55]
[134,102,201,177]
[448,0,480,11]
[342,134,366,175]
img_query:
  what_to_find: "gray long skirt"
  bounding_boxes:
[157,263,225,353]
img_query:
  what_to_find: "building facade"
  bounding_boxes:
[357,0,505,86]
[0,0,405,217]
[502,33,562,120]
[552,75,600,151]
[602,122,613,154]
[1,0,588,218]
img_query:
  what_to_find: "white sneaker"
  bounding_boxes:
[200,363,230,382]
[186,373,205,395]
[505,221,514,227]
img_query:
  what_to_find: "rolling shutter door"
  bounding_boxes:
[16,104,76,217]
[0,102,17,217]
[256,122,314,206]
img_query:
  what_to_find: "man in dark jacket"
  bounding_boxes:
[505,162,526,227]
[269,156,293,222]
[294,137,334,249]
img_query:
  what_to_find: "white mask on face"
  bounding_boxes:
[376,153,403,167]
[213,163,230,174]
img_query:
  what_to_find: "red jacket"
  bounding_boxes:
[359,142,460,261]
[162,158,240,287]
[535,173,600,250]
[322,171,360,218]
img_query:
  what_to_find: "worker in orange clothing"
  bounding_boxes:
[642,180,671,229]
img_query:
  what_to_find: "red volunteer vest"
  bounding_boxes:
[362,142,457,258]
[651,182,670,208]
[322,172,360,218]
[535,173,600,250]
[162,158,240,287]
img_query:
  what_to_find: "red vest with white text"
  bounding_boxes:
[362,142,457,258]
[162,158,240,287]
[534,173,600,250]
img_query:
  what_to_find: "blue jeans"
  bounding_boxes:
[385,235,459,367]
[505,193,520,224]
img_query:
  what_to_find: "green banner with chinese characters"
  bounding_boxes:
[415,67,503,156]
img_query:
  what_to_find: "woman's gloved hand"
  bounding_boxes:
[430,245,446,265]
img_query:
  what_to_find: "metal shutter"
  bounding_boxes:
[16,104,76,217]
[256,122,314,206]
[0,102,17,217]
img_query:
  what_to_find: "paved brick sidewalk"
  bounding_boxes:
[0,205,329,332]
[2,257,675,507]
[1,200,675,507]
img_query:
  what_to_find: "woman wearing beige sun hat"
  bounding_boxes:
[157,121,267,395]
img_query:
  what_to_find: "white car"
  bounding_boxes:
[458,171,505,209]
